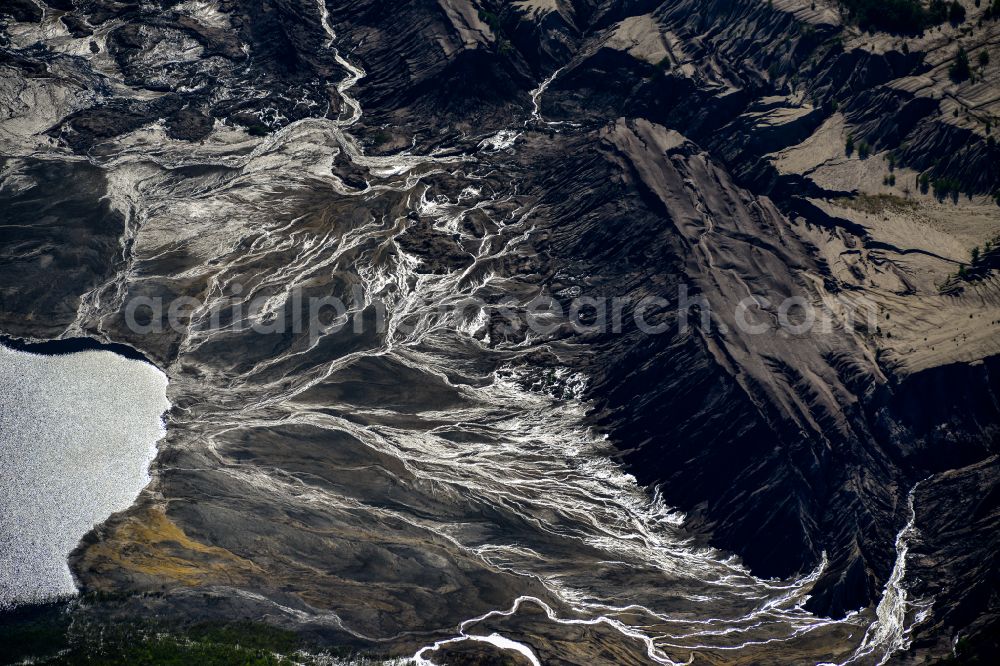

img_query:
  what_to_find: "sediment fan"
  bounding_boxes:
[0,0,998,664]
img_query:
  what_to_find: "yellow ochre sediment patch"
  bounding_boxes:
[80,507,261,588]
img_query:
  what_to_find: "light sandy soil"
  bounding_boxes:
[605,15,673,66]
[773,0,841,27]
[569,0,1000,379]
[513,0,561,17]
[796,190,1000,374]
[761,2,1000,375]
[438,0,495,49]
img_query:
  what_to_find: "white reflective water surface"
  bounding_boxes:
[0,344,169,607]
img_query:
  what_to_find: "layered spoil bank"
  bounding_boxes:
[0,342,168,607]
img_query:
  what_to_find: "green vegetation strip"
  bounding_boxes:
[0,601,388,665]
[840,0,965,34]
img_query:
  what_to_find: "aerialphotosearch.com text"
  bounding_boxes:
[123,283,881,344]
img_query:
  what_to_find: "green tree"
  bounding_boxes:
[950,47,972,82]
[841,0,951,33]
[948,0,967,24]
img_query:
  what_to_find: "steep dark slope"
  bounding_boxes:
[0,158,126,338]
